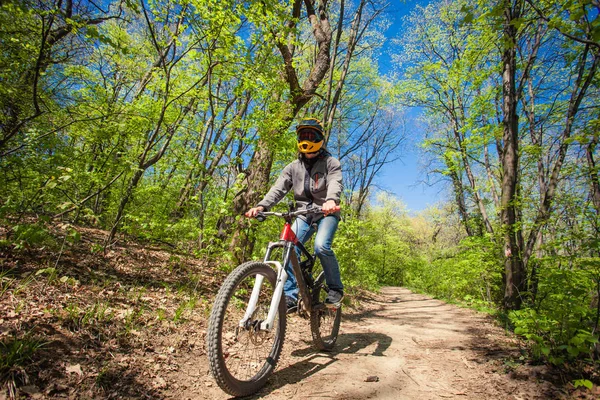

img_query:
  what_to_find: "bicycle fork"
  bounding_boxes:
[239,240,310,331]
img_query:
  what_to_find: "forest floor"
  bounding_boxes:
[1,222,599,399]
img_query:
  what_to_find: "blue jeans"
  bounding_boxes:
[284,215,344,301]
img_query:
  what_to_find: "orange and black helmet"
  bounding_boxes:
[296,118,324,153]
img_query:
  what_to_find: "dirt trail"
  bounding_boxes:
[179,287,566,400]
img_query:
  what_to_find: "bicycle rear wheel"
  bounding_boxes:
[207,261,286,397]
[310,271,342,351]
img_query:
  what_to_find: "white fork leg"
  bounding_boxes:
[261,261,287,330]
[238,261,287,330]
[239,273,265,327]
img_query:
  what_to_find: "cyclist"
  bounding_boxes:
[245,118,344,312]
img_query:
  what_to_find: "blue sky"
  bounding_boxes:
[374,0,446,213]
[378,134,446,214]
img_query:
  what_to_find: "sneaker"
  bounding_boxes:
[285,296,298,314]
[325,289,344,307]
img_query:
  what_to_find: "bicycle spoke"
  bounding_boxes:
[220,272,280,382]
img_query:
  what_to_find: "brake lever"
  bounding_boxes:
[255,212,267,222]
[308,205,341,214]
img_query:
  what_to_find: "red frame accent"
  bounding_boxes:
[280,222,299,244]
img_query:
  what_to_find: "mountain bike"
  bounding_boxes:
[206,206,342,397]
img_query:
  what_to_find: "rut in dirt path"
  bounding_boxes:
[193,287,566,400]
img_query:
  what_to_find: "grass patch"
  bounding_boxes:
[0,334,47,398]
[173,295,198,324]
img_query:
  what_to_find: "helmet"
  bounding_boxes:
[296,118,324,153]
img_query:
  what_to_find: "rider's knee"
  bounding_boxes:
[314,242,333,257]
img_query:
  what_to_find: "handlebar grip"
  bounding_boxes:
[255,212,266,222]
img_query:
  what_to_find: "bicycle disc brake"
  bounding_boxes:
[245,319,269,345]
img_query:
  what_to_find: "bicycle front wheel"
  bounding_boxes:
[206,261,286,397]
[310,272,342,351]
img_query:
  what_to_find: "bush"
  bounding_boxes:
[405,235,502,305]
[10,223,55,250]
[509,261,599,365]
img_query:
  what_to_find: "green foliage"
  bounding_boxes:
[61,301,115,332]
[328,194,429,291]
[0,333,47,391]
[173,295,198,323]
[335,218,381,290]
[406,234,502,305]
[35,267,58,284]
[573,379,594,390]
[510,259,600,364]
[10,224,55,250]
[0,335,45,372]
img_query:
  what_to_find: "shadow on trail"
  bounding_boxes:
[247,332,392,399]
[342,305,386,322]
[388,297,432,304]
[343,302,446,324]
[334,331,392,357]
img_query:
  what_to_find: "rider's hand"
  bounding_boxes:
[245,206,265,218]
[322,200,338,216]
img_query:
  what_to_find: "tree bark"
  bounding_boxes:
[501,0,526,310]
[586,135,600,214]
[450,169,474,237]
[452,123,494,234]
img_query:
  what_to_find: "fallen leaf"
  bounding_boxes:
[20,385,40,395]
[66,364,83,376]
[152,377,167,389]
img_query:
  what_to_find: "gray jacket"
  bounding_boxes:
[257,153,343,219]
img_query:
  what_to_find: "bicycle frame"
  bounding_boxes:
[239,218,314,331]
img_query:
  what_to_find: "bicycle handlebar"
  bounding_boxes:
[254,206,341,222]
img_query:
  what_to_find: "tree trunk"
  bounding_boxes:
[106,168,144,248]
[453,125,494,234]
[484,143,500,208]
[450,170,473,237]
[226,128,298,261]
[501,1,526,310]
[586,135,600,214]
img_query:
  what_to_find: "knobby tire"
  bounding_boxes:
[310,271,342,351]
[206,261,286,397]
